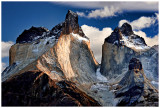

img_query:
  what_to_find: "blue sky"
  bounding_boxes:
[1,1,159,70]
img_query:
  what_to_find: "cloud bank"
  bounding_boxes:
[1,41,14,71]
[2,62,6,72]
[57,1,158,18]
[56,2,158,11]
[2,41,14,58]
[81,25,112,63]
[77,6,121,18]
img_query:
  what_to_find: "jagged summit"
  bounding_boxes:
[50,22,64,39]
[61,10,79,34]
[66,10,78,20]
[120,23,134,36]
[16,10,87,44]
[105,23,148,51]
[16,26,49,43]
[61,10,85,36]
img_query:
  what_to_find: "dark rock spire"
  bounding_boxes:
[61,10,79,35]
[120,23,134,36]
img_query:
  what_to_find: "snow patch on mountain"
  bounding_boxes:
[71,33,89,42]
[96,67,108,82]
[151,80,159,89]
[121,35,150,50]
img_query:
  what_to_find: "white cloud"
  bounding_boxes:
[87,6,121,18]
[130,16,157,30]
[134,31,158,47]
[77,6,121,18]
[76,12,86,17]
[2,62,6,72]
[56,2,158,11]
[81,25,112,63]
[1,41,14,58]
[119,14,158,30]
[58,2,158,19]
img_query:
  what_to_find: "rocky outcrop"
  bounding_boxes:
[2,71,100,106]
[61,10,79,35]
[101,23,158,82]
[152,45,159,51]
[114,58,158,106]
[16,26,49,43]
[105,23,147,48]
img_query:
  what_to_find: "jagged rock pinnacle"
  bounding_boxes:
[120,23,134,36]
[115,58,158,106]
[105,22,147,49]
[62,10,79,35]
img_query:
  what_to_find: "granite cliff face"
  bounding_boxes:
[101,23,158,83]
[114,58,158,106]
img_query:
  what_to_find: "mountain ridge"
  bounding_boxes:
[2,10,158,106]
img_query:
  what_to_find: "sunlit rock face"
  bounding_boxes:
[114,58,158,106]
[100,23,158,83]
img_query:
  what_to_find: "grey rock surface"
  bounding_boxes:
[101,23,158,83]
[114,58,158,106]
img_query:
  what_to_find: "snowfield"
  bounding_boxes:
[121,35,150,50]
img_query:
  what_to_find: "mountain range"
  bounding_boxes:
[2,10,159,106]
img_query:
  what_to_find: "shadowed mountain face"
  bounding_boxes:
[105,23,147,47]
[16,26,49,43]
[2,71,100,106]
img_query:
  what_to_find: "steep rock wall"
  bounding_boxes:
[101,41,158,82]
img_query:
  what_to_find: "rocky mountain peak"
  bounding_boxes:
[66,10,78,21]
[105,27,122,45]
[120,23,134,36]
[105,23,148,51]
[61,10,79,35]
[16,10,86,44]
[129,58,142,71]
[115,58,158,106]
[16,26,49,43]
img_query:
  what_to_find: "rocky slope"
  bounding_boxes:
[114,58,158,106]
[2,70,100,106]
[2,10,99,106]
[101,23,159,83]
